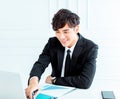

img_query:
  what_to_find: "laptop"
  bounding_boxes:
[0,71,26,99]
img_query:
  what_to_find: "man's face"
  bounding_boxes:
[55,24,79,48]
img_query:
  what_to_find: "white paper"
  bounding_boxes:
[39,83,76,98]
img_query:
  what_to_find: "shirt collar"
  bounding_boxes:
[65,40,78,54]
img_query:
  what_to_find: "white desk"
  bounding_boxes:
[59,79,120,99]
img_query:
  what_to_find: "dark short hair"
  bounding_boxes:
[51,9,80,31]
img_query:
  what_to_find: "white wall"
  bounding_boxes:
[87,0,120,80]
[0,0,120,88]
[0,0,50,87]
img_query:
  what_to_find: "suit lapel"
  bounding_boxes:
[57,47,65,75]
[71,34,83,67]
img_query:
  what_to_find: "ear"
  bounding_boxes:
[75,25,79,33]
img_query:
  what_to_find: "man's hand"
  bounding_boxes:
[25,77,39,99]
[45,75,56,84]
[45,75,53,84]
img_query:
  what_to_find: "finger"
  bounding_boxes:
[25,89,32,99]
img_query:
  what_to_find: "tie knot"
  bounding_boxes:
[67,49,71,54]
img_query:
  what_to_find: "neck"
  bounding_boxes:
[68,34,79,48]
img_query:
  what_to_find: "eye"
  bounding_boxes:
[56,31,60,33]
[64,32,68,34]
[64,30,69,34]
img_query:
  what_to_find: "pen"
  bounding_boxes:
[32,89,39,99]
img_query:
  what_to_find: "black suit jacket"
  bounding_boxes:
[29,33,98,89]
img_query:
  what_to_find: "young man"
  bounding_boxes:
[25,9,98,99]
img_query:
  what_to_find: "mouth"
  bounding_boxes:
[61,39,69,45]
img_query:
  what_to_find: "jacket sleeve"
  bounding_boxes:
[29,39,51,82]
[54,45,98,89]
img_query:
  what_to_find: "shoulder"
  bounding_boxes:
[48,37,63,48]
[79,34,98,49]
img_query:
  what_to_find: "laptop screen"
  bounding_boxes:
[0,71,26,99]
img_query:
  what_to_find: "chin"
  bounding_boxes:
[61,44,66,47]
[62,44,69,47]
[61,41,69,47]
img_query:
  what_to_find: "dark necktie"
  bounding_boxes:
[64,49,71,76]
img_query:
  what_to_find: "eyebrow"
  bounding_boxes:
[62,29,70,31]
[56,28,70,32]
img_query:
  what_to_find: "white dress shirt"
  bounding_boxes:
[61,44,76,77]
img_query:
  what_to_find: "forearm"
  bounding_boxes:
[29,76,39,85]
[54,75,93,89]
[55,64,96,89]
[54,64,96,89]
